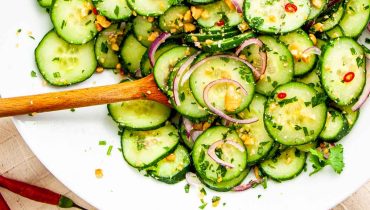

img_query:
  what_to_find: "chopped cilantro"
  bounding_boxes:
[308,144,344,175]
[184,184,190,193]
[30,70,37,78]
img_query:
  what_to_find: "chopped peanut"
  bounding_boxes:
[193,123,203,130]
[202,122,211,130]
[200,10,209,19]
[115,63,122,71]
[311,0,322,8]
[147,16,155,23]
[147,31,159,42]
[205,39,214,46]
[238,21,250,32]
[239,54,247,60]
[191,35,198,42]
[240,134,255,145]
[170,28,178,33]
[95,169,104,179]
[183,10,193,23]
[96,67,104,73]
[309,33,317,45]
[191,6,203,20]
[132,11,137,16]
[111,43,119,51]
[268,15,277,23]
[225,85,242,112]
[165,153,176,161]
[253,166,262,181]
[313,23,324,32]
[217,176,223,183]
[184,23,196,32]
[96,15,111,28]
[95,23,103,32]
[221,71,231,79]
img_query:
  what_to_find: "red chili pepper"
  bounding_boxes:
[277,92,287,99]
[216,20,225,26]
[343,72,355,83]
[0,175,86,209]
[0,193,10,210]
[92,7,98,15]
[285,3,298,13]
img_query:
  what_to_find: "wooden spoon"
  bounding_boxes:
[0,74,169,117]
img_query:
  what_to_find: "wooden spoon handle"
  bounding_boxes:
[0,75,169,117]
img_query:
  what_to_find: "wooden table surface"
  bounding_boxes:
[0,118,368,210]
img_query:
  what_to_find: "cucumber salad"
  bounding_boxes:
[35,0,370,192]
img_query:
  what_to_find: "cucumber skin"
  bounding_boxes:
[320,108,350,142]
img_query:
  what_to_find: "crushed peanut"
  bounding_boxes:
[96,15,111,28]
[191,6,203,20]
[313,23,324,32]
[95,169,104,179]
[184,23,196,32]
[225,85,242,112]
[183,10,193,23]
[147,16,155,23]
[147,31,160,42]
[311,0,322,8]
[115,63,122,71]
[165,153,176,161]
[96,67,104,73]
[238,21,250,32]
[309,34,317,45]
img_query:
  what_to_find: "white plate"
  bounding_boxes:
[0,1,369,210]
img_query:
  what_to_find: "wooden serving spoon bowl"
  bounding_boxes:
[0,74,169,117]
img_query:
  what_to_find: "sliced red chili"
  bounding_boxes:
[343,72,355,83]
[92,8,98,15]
[277,92,287,99]
[216,20,225,27]
[285,3,298,13]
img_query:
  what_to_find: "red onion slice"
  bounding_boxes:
[191,130,203,142]
[302,46,322,56]
[203,79,259,124]
[207,140,245,168]
[231,0,243,13]
[173,51,201,106]
[368,22,370,32]
[235,38,267,79]
[149,32,171,67]
[183,117,203,142]
[233,179,262,192]
[181,54,261,86]
[185,172,202,187]
[352,59,370,111]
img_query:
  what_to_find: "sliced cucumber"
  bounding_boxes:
[244,0,311,33]
[185,30,240,42]
[279,29,317,76]
[319,108,349,142]
[168,58,209,119]
[195,1,242,28]
[35,30,97,86]
[200,169,249,192]
[295,141,318,152]
[133,16,160,47]
[179,123,195,149]
[260,148,307,181]
[264,82,327,146]
[311,4,344,32]
[189,55,255,114]
[339,0,370,37]
[321,37,366,105]
[201,31,255,52]
[95,24,125,69]
[108,100,171,130]
[335,104,360,132]
[243,35,294,96]
[127,0,172,16]
[187,0,216,5]
[236,94,275,164]
[146,145,191,184]
[120,34,147,75]
[141,43,179,76]
[159,5,190,34]
[192,126,247,182]
[296,68,324,93]
[308,0,328,20]
[154,46,196,93]
[37,0,53,8]
[121,123,179,169]
[325,25,344,39]
[93,0,132,20]
[51,0,97,44]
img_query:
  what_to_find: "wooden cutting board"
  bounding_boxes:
[0,118,368,210]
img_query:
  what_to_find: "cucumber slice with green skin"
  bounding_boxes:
[200,26,238,34]
[37,0,53,8]
[296,68,324,93]
[295,141,318,152]
[133,16,160,47]
[159,5,189,34]
[146,145,191,184]
[279,29,317,76]
[95,24,125,69]
[185,30,240,42]
[316,38,327,49]
[308,0,328,20]
[244,0,311,34]
[200,169,249,192]
[35,31,97,86]
[120,34,147,75]
[195,1,242,28]
[126,0,172,16]
[242,35,294,96]
[140,43,179,76]
[167,58,209,119]
[121,123,179,169]
[265,143,288,159]
[192,126,247,182]
[260,148,307,181]
[311,4,344,33]
[108,100,171,130]
[321,37,366,105]
[236,94,275,165]
[93,0,132,20]
[179,124,195,149]
[51,0,97,44]
[154,46,196,93]
[264,82,327,146]
[187,0,216,5]
[189,55,255,114]
[325,25,344,39]
[334,104,360,133]
[339,0,370,38]
[319,108,349,142]
[201,31,255,52]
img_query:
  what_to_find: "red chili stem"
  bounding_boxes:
[0,175,85,209]
[0,193,10,210]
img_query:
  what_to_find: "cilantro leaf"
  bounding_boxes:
[308,144,344,176]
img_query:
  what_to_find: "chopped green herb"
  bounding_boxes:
[30,70,37,78]
[99,140,107,146]
[184,184,190,193]
[107,145,113,156]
